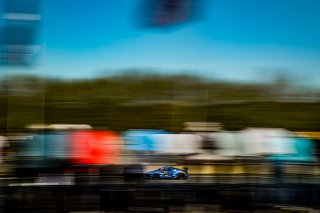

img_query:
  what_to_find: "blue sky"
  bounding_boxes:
[3,0,320,86]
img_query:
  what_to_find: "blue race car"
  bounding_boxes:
[144,166,188,179]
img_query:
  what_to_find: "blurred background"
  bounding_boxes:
[1,0,320,212]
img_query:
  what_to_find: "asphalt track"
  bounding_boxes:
[1,174,320,212]
[2,182,320,212]
[87,174,320,185]
[2,174,320,186]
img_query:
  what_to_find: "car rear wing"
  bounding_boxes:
[183,167,188,174]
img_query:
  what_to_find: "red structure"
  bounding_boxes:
[70,130,121,166]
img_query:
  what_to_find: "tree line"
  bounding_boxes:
[0,71,319,132]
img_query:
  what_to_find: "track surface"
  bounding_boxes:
[1,175,320,212]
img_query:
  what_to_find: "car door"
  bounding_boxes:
[162,168,170,177]
[166,168,175,177]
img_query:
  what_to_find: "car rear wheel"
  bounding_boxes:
[178,173,186,180]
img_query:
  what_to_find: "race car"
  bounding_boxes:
[144,166,188,179]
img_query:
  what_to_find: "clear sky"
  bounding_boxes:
[3,0,320,86]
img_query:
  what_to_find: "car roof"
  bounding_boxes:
[162,166,178,170]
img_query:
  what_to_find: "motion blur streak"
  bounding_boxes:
[0,0,42,65]
[70,130,121,165]
[1,0,320,212]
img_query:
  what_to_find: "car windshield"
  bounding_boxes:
[161,166,171,171]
